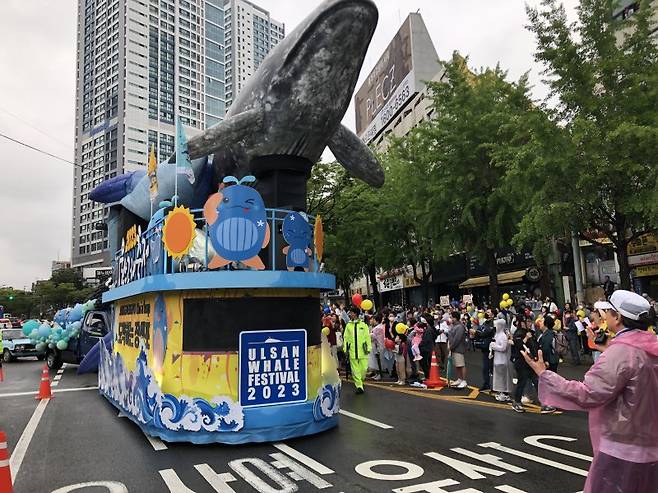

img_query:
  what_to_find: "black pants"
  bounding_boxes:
[514,363,538,403]
[481,351,492,389]
[419,349,432,376]
[566,333,581,365]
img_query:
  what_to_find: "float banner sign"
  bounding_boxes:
[239,329,307,408]
[355,16,413,142]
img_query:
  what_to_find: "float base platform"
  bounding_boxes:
[102,391,339,444]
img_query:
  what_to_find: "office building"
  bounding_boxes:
[223,0,285,108]
[354,13,442,151]
[71,0,283,272]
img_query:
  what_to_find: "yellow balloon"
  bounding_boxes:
[395,323,408,335]
[502,293,510,301]
[322,327,330,336]
[499,301,506,309]
[506,299,514,308]
[576,310,585,319]
[361,299,373,311]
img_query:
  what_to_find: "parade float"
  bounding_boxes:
[87,0,385,444]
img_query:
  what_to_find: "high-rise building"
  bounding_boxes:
[71,0,282,271]
[223,0,285,108]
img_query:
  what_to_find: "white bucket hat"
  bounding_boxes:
[594,290,650,321]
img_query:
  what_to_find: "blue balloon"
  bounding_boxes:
[68,304,84,322]
[22,319,40,336]
[323,307,331,314]
[38,323,52,339]
[56,340,68,350]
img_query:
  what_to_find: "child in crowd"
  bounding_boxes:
[410,321,425,361]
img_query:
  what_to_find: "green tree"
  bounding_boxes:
[519,0,658,289]
[416,55,537,302]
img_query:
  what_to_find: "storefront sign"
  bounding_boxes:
[239,329,307,407]
[629,252,658,267]
[403,277,419,289]
[379,275,403,292]
[628,233,658,256]
[633,264,658,278]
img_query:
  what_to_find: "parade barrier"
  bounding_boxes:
[0,431,12,493]
[35,365,52,400]
[424,352,446,388]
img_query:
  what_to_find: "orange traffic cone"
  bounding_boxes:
[0,430,12,492]
[424,351,445,388]
[35,365,53,400]
[0,363,4,382]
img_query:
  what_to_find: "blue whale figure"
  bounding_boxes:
[282,212,312,271]
[203,176,270,270]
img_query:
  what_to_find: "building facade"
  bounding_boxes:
[71,0,282,271]
[223,0,285,108]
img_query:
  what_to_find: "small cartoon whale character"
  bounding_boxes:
[282,212,312,271]
[203,176,270,270]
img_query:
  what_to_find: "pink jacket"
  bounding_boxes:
[539,329,658,465]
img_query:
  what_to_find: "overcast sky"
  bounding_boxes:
[0,0,579,290]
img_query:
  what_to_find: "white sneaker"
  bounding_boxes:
[396,380,405,386]
[495,392,505,401]
[373,374,381,381]
[413,355,423,361]
[457,380,468,389]
[451,378,463,387]
[521,396,532,405]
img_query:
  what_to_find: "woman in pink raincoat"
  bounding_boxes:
[523,290,658,493]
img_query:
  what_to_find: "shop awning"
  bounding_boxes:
[459,270,527,289]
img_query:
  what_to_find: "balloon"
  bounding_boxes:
[499,301,506,309]
[384,339,395,350]
[38,323,52,339]
[576,309,585,319]
[323,306,331,314]
[351,293,363,307]
[506,299,514,308]
[478,311,485,319]
[29,329,38,339]
[22,319,40,336]
[502,293,510,301]
[56,340,68,350]
[321,327,330,336]
[48,343,55,349]
[68,304,84,322]
[360,299,373,311]
[35,342,46,352]
[395,323,408,335]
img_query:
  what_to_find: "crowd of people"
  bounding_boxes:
[320,293,657,414]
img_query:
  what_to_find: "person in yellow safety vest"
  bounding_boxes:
[343,306,372,394]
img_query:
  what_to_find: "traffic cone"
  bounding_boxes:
[35,365,53,400]
[0,430,12,492]
[0,363,4,383]
[424,351,446,388]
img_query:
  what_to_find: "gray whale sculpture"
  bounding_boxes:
[91,0,383,218]
[184,0,384,198]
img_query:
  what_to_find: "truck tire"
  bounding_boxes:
[2,349,14,363]
[46,350,63,370]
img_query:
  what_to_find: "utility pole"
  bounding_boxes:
[571,231,584,305]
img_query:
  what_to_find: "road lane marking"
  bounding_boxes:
[496,486,528,493]
[159,469,197,492]
[355,460,424,481]
[273,443,334,474]
[478,442,589,477]
[0,386,98,398]
[9,398,50,483]
[523,435,592,462]
[338,409,393,429]
[145,434,168,451]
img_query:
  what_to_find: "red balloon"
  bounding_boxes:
[384,339,395,350]
[351,293,363,307]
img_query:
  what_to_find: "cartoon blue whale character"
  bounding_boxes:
[202,176,270,270]
[282,212,312,271]
[152,294,167,373]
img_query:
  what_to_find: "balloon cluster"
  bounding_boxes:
[351,293,374,312]
[25,299,97,352]
[498,293,513,310]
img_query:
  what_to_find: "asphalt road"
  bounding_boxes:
[0,353,594,493]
